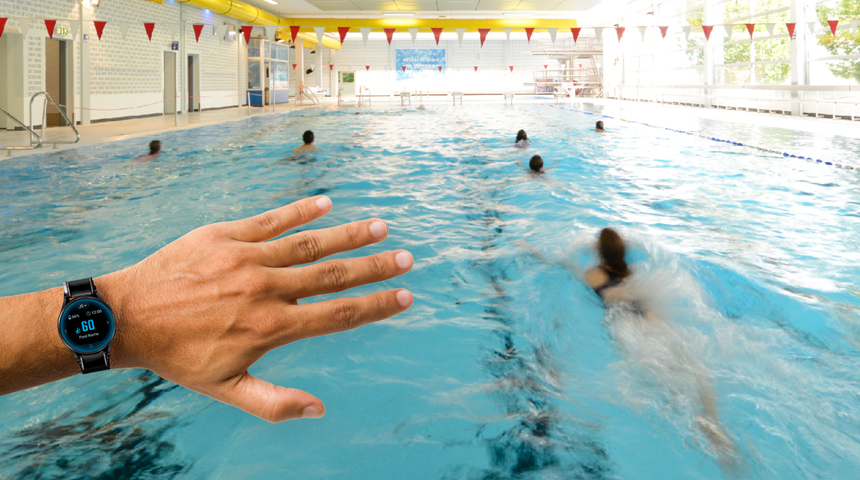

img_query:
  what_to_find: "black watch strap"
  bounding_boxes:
[63,277,110,374]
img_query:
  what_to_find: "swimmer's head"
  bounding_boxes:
[598,228,629,277]
[596,121,605,131]
[303,130,314,145]
[516,130,528,143]
[529,155,544,172]
[149,140,161,156]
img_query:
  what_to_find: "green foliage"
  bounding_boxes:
[721,0,791,84]
[816,0,860,83]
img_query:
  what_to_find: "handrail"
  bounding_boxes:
[337,86,344,107]
[0,107,43,156]
[30,91,80,149]
[301,87,320,105]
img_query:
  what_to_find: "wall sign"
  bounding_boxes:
[395,49,445,81]
[83,34,89,43]
[56,26,68,36]
[171,41,179,51]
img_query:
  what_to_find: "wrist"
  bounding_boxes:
[93,269,137,370]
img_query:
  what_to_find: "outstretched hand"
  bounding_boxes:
[101,196,413,422]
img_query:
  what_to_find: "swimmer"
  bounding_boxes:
[595,121,605,132]
[416,104,425,111]
[292,130,321,154]
[514,129,530,147]
[133,140,161,162]
[516,155,546,174]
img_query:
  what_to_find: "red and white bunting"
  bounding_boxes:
[682,25,691,41]
[93,20,107,40]
[615,26,625,41]
[438,65,442,72]
[402,66,406,72]
[168,23,179,39]
[786,22,796,39]
[524,27,534,43]
[543,64,548,69]
[359,27,371,46]
[291,63,297,70]
[215,24,229,43]
[478,28,490,47]
[807,21,817,34]
[432,27,443,44]
[329,64,333,70]
[264,26,277,42]
[828,19,839,36]
[852,20,859,31]
[474,66,478,72]
[313,26,326,45]
[118,22,130,41]
[509,66,513,72]
[659,26,669,38]
[455,28,465,45]
[724,24,735,41]
[638,26,647,40]
[547,28,557,44]
[290,25,300,44]
[365,65,370,71]
[408,27,418,44]
[0,18,6,39]
[69,21,80,40]
[702,25,713,41]
[143,22,155,41]
[384,28,395,45]
[504,28,511,40]
[338,26,349,44]
[241,25,253,44]
[192,23,204,42]
[593,27,604,39]
[45,19,57,39]
[745,23,755,38]
[765,23,775,36]
[571,27,581,43]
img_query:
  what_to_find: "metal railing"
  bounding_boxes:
[1,107,42,157]
[300,87,320,105]
[358,86,371,107]
[29,91,80,149]
[337,86,344,107]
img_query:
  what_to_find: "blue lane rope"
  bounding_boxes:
[540,104,855,170]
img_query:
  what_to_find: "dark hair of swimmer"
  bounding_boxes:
[596,121,605,131]
[598,228,629,277]
[515,129,528,143]
[303,130,314,144]
[529,155,544,172]
[149,140,161,156]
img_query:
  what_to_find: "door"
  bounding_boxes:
[0,33,24,130]
[164,51,176,115]
[187,54,200,112]
[339,71,355,95]
[45,39,68,127]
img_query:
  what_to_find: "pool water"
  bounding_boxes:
[1,102,859,479]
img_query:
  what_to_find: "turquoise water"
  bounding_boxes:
[1,103,859,479]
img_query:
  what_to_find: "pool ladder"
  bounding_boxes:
[1,91,80,157]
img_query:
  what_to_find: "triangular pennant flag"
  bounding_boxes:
[290,26,300,44]
[807,21,816,34]
[765,23,775,36]
[45,19,57,39]
[724,24,735,41]
[547,28,557,44]
[408,27,418,44]
[168,23,180,39]
[828,20,838,36]
[314,26,326,45]
[478,28,490,46]
[192,24,204,42]
[571,27,581,43]
[638,26,647,40]
[144,22,155,41]
[0,18,7,39]
[118,22,130,41]
[338,27,349,44]
[383,28,395,45]
[216,24,229,42]
[241,25,253,44]
[615,27,625,41]
[401,65,406,72]
[524,27,534,43]
[786,23,796,38]
[265,26,277,42]
[365,65,370,71]
[69,20,80,40]
[682,25,691,41]
[474,66,478,72]
[504,28,511,40]
[438,65,442,72]
[851,20,859,31]
[359,27,371,46]
[455,28,465,45]
[21,19,31,39]
[291,63,296,69]
[329,64,333,71]
[659,26,669,38]
[432,27,442,44]
[509,66,513,72]
[702,25,713,41]
[745,23,755,38]
[543,64,548,69]
[593,27,604,39]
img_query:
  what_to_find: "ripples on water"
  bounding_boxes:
[1,104,859,479]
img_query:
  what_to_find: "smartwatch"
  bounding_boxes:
[57,278,116,374]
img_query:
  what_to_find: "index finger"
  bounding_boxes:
[226,196,333,242]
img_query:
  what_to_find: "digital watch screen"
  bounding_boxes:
[58,297,115,354]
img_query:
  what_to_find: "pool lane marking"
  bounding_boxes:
[543,104,856,171]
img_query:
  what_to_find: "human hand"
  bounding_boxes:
[99,196,413,422]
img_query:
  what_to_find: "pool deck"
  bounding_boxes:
[2,95,859,161]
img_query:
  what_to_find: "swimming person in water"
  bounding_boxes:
[133,140,161,162]
[516,155,545,174]
[595,121,605,132]
[515,130,530,147]
[293,130,321,154]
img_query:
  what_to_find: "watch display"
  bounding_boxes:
[58,297,115,354]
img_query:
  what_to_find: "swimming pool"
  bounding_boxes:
[1,102,859,479]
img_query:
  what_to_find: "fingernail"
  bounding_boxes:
[316,196,331,211]
[302,405,324,419]
[369,220,387,238]
[395,251,413,270]
[396,289,413,308]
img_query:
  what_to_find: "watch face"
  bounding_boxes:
[58,297,115,354]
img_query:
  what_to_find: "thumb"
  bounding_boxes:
[218,371,325,423]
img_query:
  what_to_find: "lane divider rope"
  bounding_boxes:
[540,103,856,171]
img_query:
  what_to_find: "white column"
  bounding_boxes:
[331,48,338,96]
[79,4,90,124]
[315,48,322,88]
[296,43,304,95]
[180,3,186,113]
[790,0,808,115]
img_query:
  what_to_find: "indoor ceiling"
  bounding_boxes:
[240,0,605,16]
